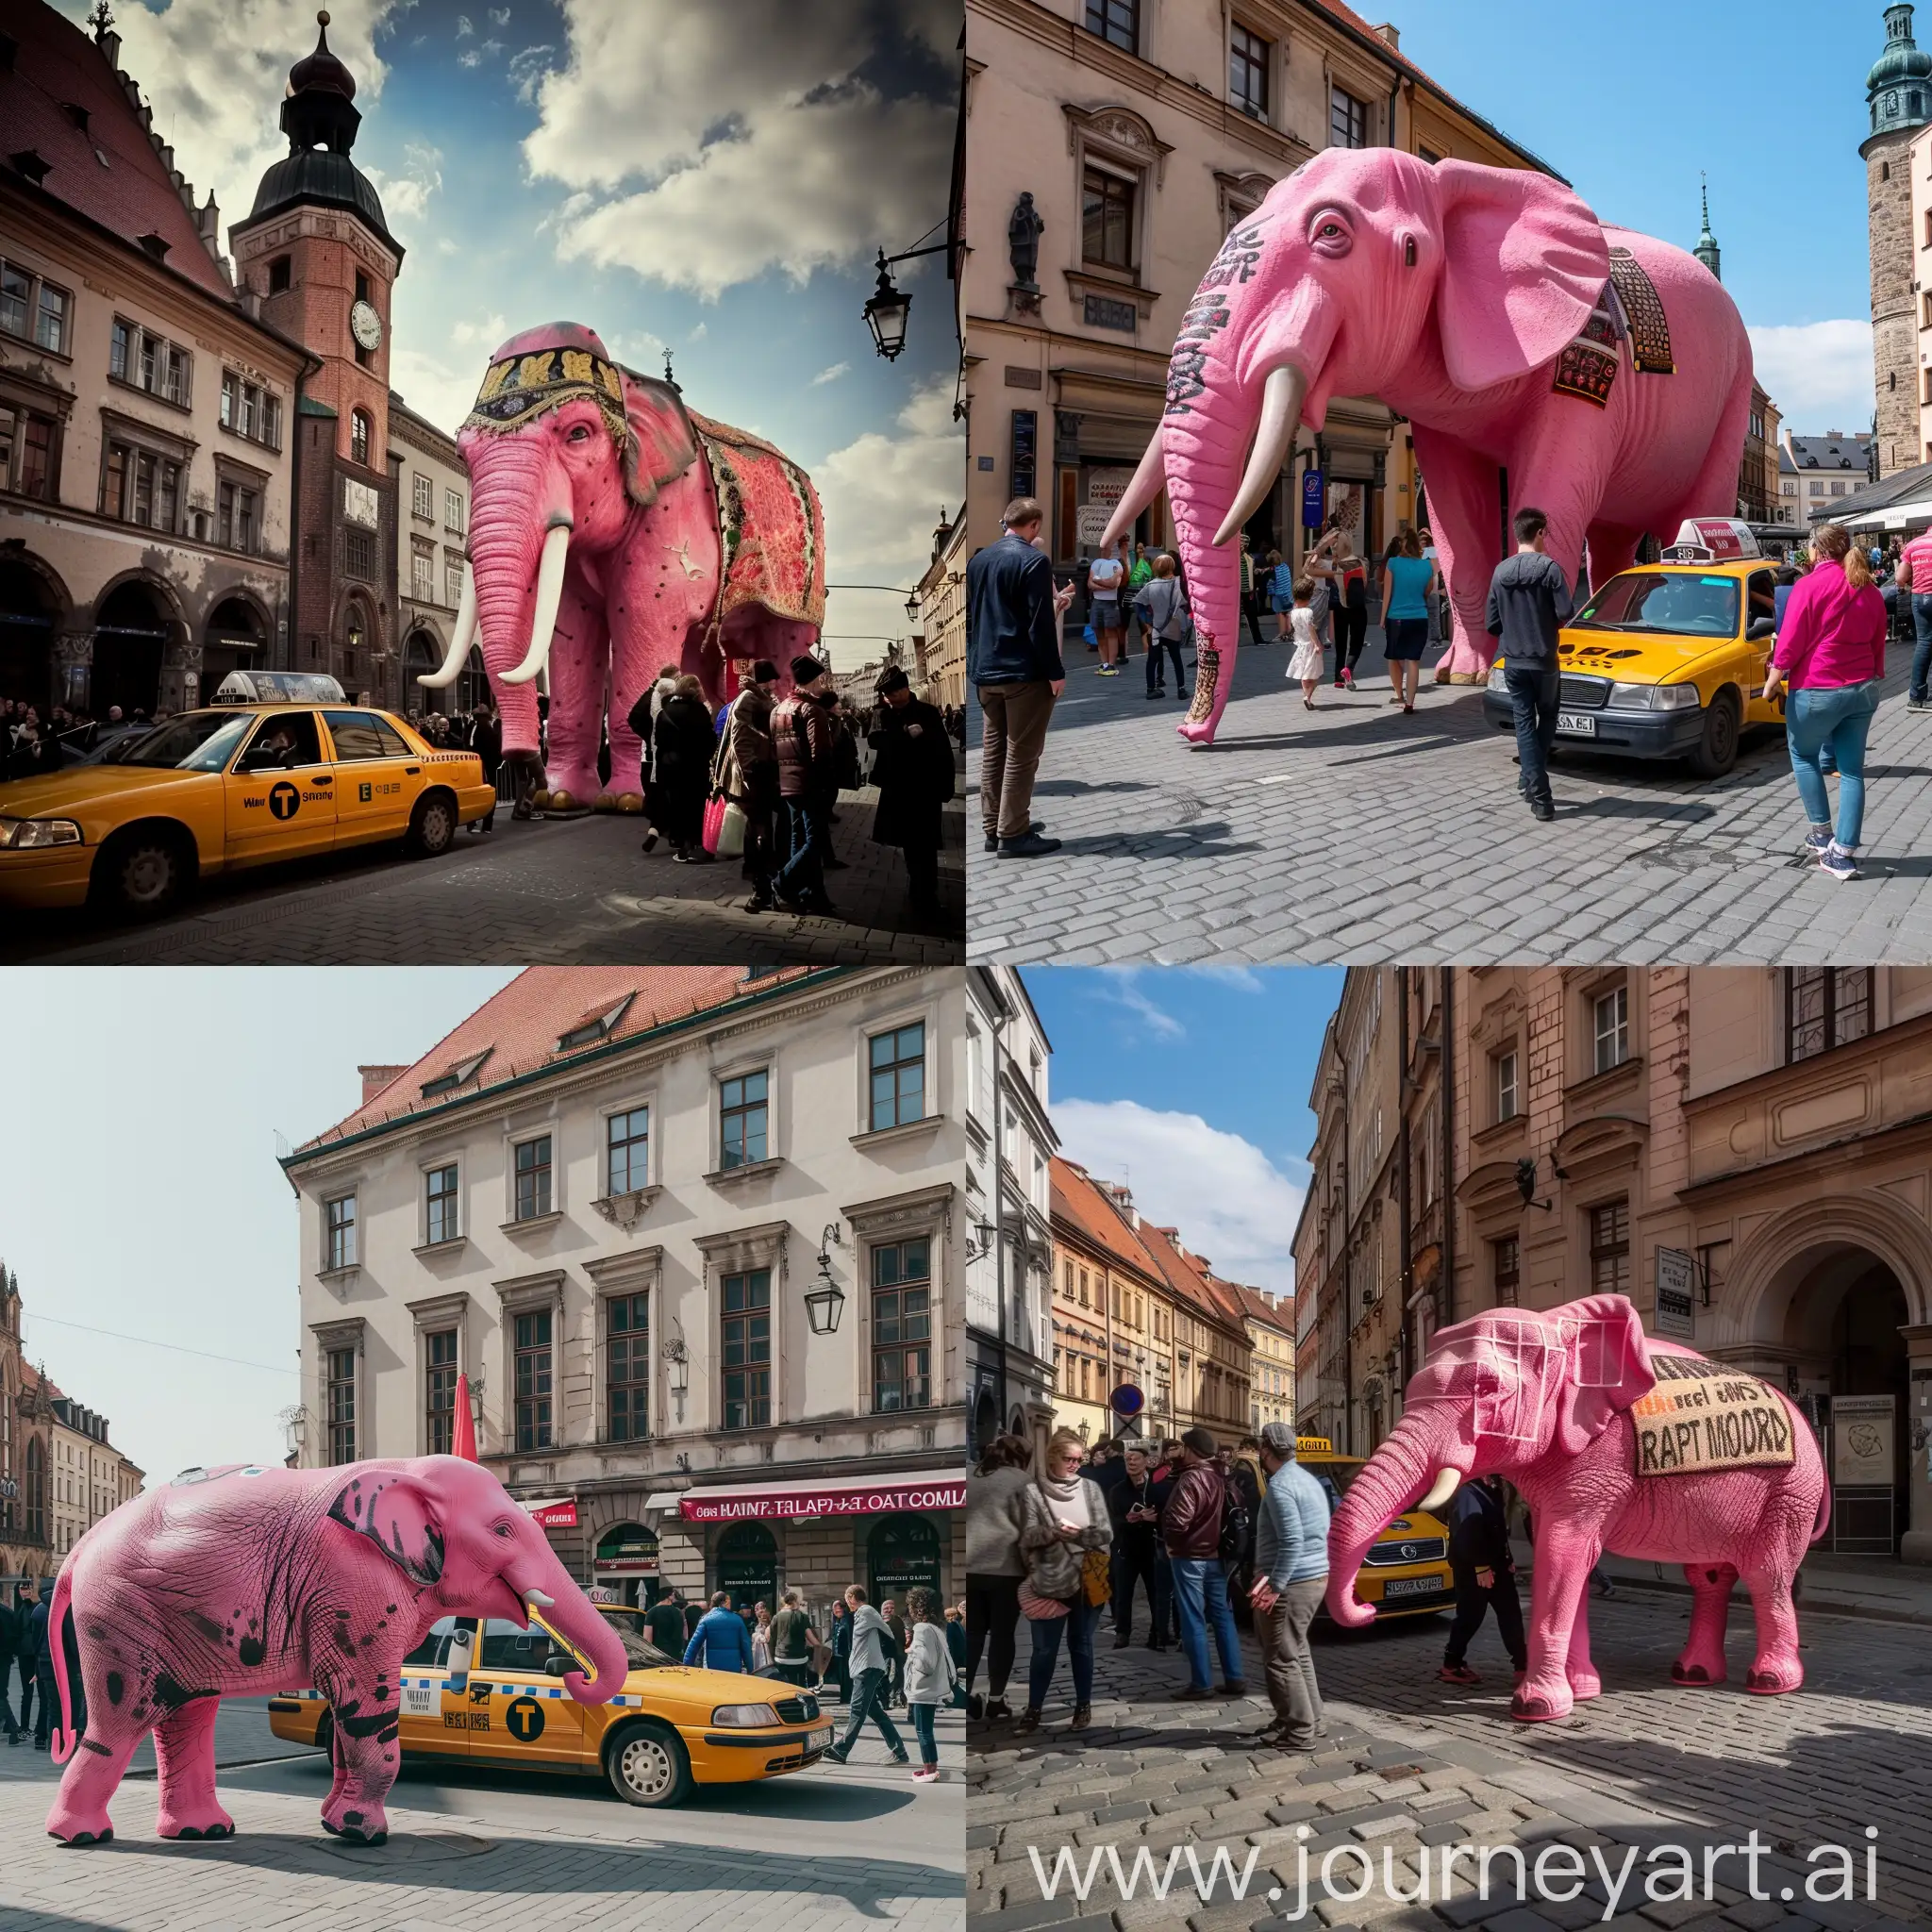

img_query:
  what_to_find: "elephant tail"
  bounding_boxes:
[48,1563,79,1765]
[1809,1471,1831,1548]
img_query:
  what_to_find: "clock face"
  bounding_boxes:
[350,298,383,352]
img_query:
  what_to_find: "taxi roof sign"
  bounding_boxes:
[210,670,346,706]
[1296,1435,1333,1454]
[1659,518,1760,566]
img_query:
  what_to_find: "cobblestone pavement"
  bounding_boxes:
[966,635,1932,966]
[966,1591,1932,1931]
[0,1699,963,1931]
[0,784,964,967]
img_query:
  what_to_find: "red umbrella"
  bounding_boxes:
[452,1372,477,1462]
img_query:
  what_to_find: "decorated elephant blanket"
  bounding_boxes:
[689,410,826,645]
[1630,1353,1796,1476]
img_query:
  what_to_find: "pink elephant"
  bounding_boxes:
[1325,1295,1827,1724]
[43,1456,628,1846]
[1102,151,1754,744]
[420,322,825,812]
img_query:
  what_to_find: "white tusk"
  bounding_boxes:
[524,1588,555,1609]
[417,560,477,688]
[1100,431,1170,552]
[499,524,571,687]
[1212,362,1307,546]
[1418,1466,1461,1514]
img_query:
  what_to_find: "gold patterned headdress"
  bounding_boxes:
[464,345,628,446]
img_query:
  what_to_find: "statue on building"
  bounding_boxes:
[1008,192,1044,291]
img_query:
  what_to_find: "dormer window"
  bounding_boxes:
[557,993,635,1052]
[138,232,170,261]
[9,150,49,186]
[421,1047,491,1098]
[61,103,88,130]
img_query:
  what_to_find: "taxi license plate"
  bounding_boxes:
[1381,1576,1439,1600]
[1556,710,1597,737]
[808,1725,832,1751]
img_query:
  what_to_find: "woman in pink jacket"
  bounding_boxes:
[1761,524,1889,880]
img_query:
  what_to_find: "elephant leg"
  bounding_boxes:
[540,582,609,813]
[1564,1594,1601,1701]
[46,1720,142,1844]
[1673,1563,1735,1686]
[1740,1557,1805,1695]
[313,1657,403,1844]
[1411,427,1505,682]
[1513,1532,1591,1722]
[155,1696,234,1839]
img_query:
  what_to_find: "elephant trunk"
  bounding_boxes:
[510,1569,629,1707]
[1324,1409,1456,1628]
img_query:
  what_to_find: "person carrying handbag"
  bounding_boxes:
[902,1587,955,1782]
[1014,1427,1114,1734]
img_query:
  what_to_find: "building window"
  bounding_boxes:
[413,473,433,519]
[217,478,259,554]
[24,1438,43,1543]
[1084,0,1137,53]
[425,1163,459,1245]
[1786,968,1874,1064]
[269,254,291,292]
[606,1106,649,1196]
[220,372,281,450]
[444,488,466,535]
[1589,1201,1630,1297]
[326,1346,357,1464]
[720,1070,769,1169]
[32,278,70,354]
[721,1268,772,1428]
[425,1329,458,1455]
[411,540,434,603]
[325,1194,357,1271]
[873,1237,932,1412]
[1491,1047,1518,1124]
[607,1292,649,1441]
[0,404,57,501]
[513,1136,553,1221]
[1330,86,1369,150]
[869,1021,925,1130]
[1082,166,1136,270]
[513,1310,553,1451]
[111,318,190,404]
[1493,1237,1520,1307]
[444,557,463,607]
[344,527,375,580]
[1592,984,1628,1074]
[102,441,182,534]
[351,409,372,467]
[1229,22,1270,118]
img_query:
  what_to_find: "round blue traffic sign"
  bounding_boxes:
[1109,1384,1144,1417]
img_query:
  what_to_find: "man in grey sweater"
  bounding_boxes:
[1485,506,1575,824]
[824,1586,909,1765]
[1248,1423,1331,1751]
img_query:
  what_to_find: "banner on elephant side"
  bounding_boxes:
[1630,1353,1796,1477]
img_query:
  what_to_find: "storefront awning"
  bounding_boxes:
[518,1496,578,1528]
[644,1468,967,1524]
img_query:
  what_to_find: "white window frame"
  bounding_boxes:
[323,1192,358,1272]
[422,1158,462,1247]
[712,1056,777,1174]
[413,472,433,520]
[507,1125,560,1224]
[599,1093,655,1200]
[1492,1047,1519,1124]
[854,991,941,1138]
[1592,984,1629,1075]
[444,487,466,535]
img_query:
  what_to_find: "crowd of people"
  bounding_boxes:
[0,1580,56,1749]
[2,700,157,779]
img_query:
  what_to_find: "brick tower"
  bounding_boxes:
[229,9,403,704]
[1862,4,1932,478]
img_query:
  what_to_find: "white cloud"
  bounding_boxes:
[1748,320,1875,433]
[522,1,951,299]
[508,43,556,102]
[1091,970,1183,1041]
[365,140,442,230]
[456,12,475,35]
[689,323,708,341]
[391,312,506,433]
[1054,1099,1302,1299]
[458,38,503,68]
[490,6,511,23]
[810,361,850,387]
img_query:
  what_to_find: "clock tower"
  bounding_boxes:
[230,10,404,703]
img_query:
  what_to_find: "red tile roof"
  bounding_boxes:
[1236,1285,1295,1337]
[297,967,825,1149]
[1051,1158,1168,1287]
[1134,1221,1249,1345]
[4,1,233,301]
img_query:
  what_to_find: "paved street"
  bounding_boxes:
[966,633,1932,966]
[0,782,963,967]
[967,1585,1932,1930]
[0,1697,963,1931]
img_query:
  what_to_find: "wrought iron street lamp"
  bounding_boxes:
[861,225,952,361]
[806,1223,846,1335]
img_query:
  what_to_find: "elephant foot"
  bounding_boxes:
[612,792,643,813]
[1509,1681,1574,1723]
[541,791,591,820]
[590,792,622,813]
[46,1799,114,1845]
[1671,1658,1727,1687]
[162,1820,236,1841]
[159,1801,236,1840]
[1444,670,1481,686]
[1568,1670,1603,1702]
[49,1824,113,1846]
[1744,1661,1803,1695]
[321,1799,390,1844]
[1176,718,1220,747]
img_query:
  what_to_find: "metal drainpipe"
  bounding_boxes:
[1441,969,1456,1329]
[991,1002,1008,1433]
[1339,1068,1352,1456]
[1397,969,1412,1407]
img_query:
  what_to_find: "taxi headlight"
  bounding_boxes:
[1655,682,1701,710]
[711,1702,781,1727]
[1605,682,1657,710]
[0,817,82,850]
[1486,664,1507,692]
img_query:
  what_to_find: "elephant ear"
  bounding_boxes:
[1432,159,1609,393]
[327,1471,445,1588]
[617,369,700,509]
[1553,1294,1656,1458]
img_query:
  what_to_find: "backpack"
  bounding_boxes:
[1216,1474,1250,1564]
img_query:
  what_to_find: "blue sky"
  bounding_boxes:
[1020,966,1342,1298]
[1396,0,1890,431]
[4,969,516,1483]
[71,0,961,666]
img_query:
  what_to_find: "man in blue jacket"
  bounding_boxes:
[681,1591,754,1674]
[1248,1423,1330,1751]
[965,497,1072,859]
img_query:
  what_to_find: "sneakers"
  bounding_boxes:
[999,831,1063,858]
[1529,795,1555,823]
[1820,841,1859,881]
[1146,688,1165,700]
[891,1750,910,1765]
[1217,1680,1246,1696]
[985,820,1044,852]
[641,827,659,853]
[1439,1663,1481,1685]
[1067,1706,1091,1731]
[823,1745,849,1764]
[1803,824,1832,856]
[912,1765,939,1782]
[1910,697,1932,711]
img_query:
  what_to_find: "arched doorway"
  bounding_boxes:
[866,1511,942,1609]
[92,581,170,718]
[0,557,60,708]
[340,595,375,700]
[403,625,441,716]
[592,1522,659,1607]
[714,1521,776,1610]
[971,1387,998,1461]
[203,594,267,700]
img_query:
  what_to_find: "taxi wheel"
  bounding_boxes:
[92,824,192,918]
[604,1720,693,1807]
[313,1710,334,1758]
[406,791,458,858]
[1688,689,1740,779]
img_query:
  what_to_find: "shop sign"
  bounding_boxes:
[522,1497,578,1529]
[678,1477,966,1523]
[1654,1247,1697,1340]
[1832,1395,1895,1487]
[1301,469,1324,527]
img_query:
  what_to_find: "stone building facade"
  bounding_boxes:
[915,502,966,710]
[1863,5,1932,477]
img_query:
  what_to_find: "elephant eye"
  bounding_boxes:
[492,1521,514,1537]
[1309,215,1353,257]
[567,424,594,443]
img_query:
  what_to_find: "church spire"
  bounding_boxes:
[1693,174,1721,280]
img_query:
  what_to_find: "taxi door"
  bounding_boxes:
[321,709,422,846]
[1742,567,1784,725]
[471,1621,588,1773]
[395,1618,476,1763]
[223,712,337,865]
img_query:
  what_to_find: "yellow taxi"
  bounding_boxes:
[1482,519,1785,779]
[0,672,496,917]
[267,1608,832,1807]
[1298,1437,1455,1620]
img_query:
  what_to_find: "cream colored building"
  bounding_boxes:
[916,502,967,709]
[962,0,1553,578]
[1241,1286,1296,1433]
[283,966,967,1618]
[390,394,480,719]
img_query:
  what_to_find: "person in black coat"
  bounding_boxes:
[866,668,955,918]
[466,700,502,834]
[648,675,718,862]
[0,1590,20,1743]
[27,1582,53,1751]
[1107,1445,1170,1650]
[1439,1475,1526,1686]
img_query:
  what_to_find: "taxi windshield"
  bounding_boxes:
[1307,1461,1359,1511]
[597,1608,677,1669]
[114,712,256,772]
[1573,571,1739,639]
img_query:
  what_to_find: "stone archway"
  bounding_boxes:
[92,577,177,718]
[0,552,69,709]
[203,591,271,702]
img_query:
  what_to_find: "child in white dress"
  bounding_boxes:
[1286,578,1323,708]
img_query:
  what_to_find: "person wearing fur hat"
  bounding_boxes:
[867,666,954,923]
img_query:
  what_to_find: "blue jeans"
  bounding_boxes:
[774,795,826,907]
[834,1666,905,1757]
[1026,1597,1100,1711]
[1170,1556,1242,1690]
[908,1699,939,1767]
[1912,593,1932,702]
[1788,680,1879,847]
[1504,663,1560,805]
